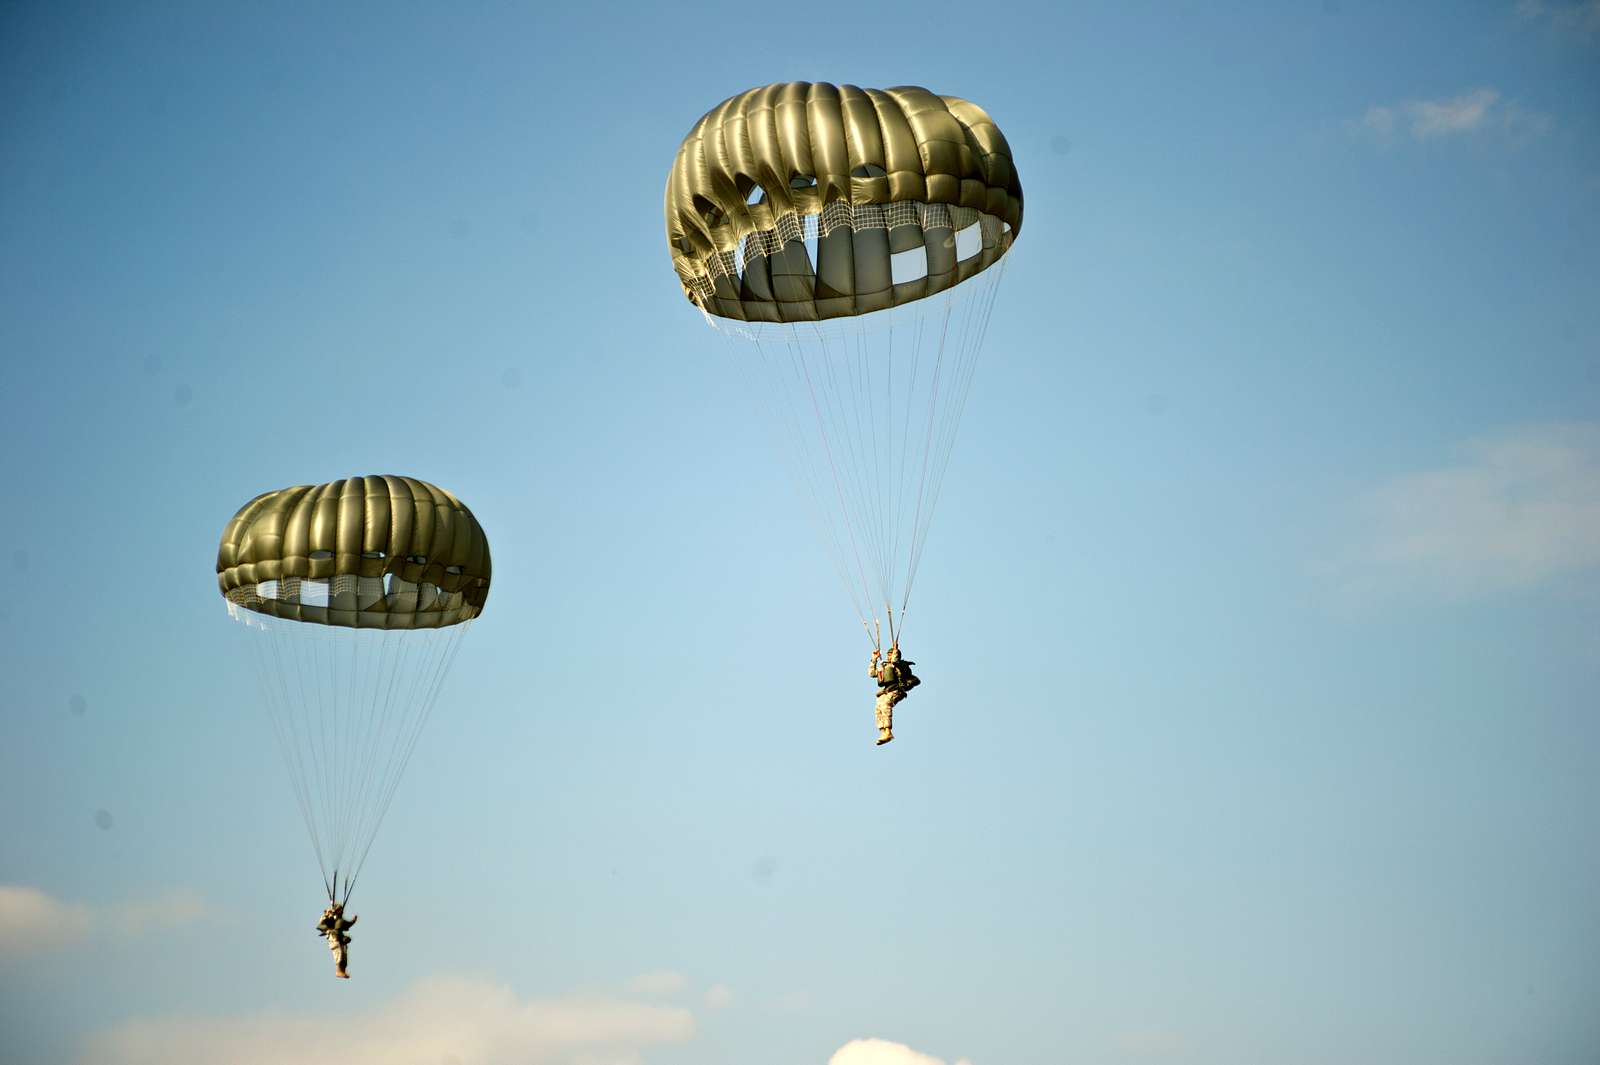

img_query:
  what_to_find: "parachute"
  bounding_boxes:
[216,475,490,905]
[666,82,1022,647]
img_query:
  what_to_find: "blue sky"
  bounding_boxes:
[2,2,1598,1064]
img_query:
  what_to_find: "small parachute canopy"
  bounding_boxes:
[216,475,491,904]
[217,474,490,629]
[664,81,1023,323]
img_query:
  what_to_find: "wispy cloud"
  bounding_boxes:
[0,885,92,953]
[104,890,209,937]
[1516,0,1600,39]
[1329,422,1600,602]
[703,983,733,1009]
[623,969,686,995]
[1356,88,1551,143]
[0,884,209,954]
[828,1038,973,1065]
[78,975,696,1065]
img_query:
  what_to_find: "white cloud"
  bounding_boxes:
[0,885,92,953]
[1356,88,1550,142]
[623,969,686,995]
[1332,422,1600,601]
[104,889,209,937]
[1516,0,1600,38]
[78,975,696,1065]
[0,884,207,954]
[828,1038,972,1065]
[703,983,733,1009]
[1409,88,1500,137]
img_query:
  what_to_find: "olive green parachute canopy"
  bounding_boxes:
[217,475,491,629]
[665,81,1023,323]
[217,474,490,904]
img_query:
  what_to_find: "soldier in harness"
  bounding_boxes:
[869,643,920,746]
[316,901,358,979]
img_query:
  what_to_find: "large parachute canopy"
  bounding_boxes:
[217,475,490,904]
[666,82,1021,646]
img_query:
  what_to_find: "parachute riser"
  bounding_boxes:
[863,610,909,653]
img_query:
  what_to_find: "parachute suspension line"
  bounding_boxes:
[899,264,1007,613]
[935,262,1002,508]
[898,297,957,619]
[905,291,971,605]
[306,627,338,881]
[332,628,363,895]
[717,309,873,630]
[807,321,877,619]
[327,633,370,896]
[285,619,326,877]
[334,624,397,896]
[794,327,878,629]
[888,312,928,633]
[337,623,419,897]
[832,323,872,605]
[704,235,1011,646]
[747,325,872,628]
[315,624,339,871]
[299,625,346,889]
[831,317,891,617]
[879,319,898,617]
[231,605,473,907]
[881,318,893,625]
[864,322,893,615]
[342,619,470,903]
[326,623,345,876]
[244,617,329,898]
[903,260,1007,602]
[323,623,339,869]
[278,618,337,896]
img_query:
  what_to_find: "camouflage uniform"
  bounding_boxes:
[870,647,919,745]
[316,904,357,979]
[874,686,904,732]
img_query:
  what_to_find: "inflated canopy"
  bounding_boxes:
[217,475,490,629]
[665,81,1023,323]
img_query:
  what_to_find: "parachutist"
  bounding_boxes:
[220,477,488,948]
[869,643,920,746]
[316,902,357,979]
[669,87,1018,739]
